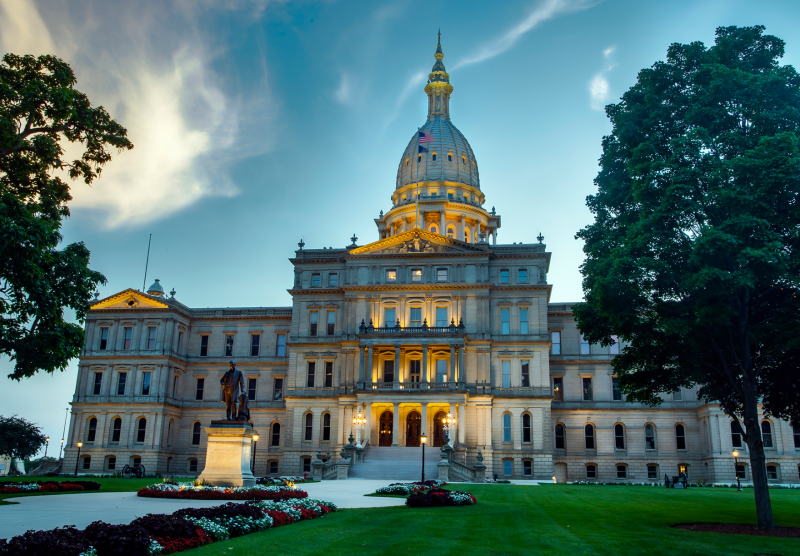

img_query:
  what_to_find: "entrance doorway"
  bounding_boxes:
[379,411,393,446]
[406,411,421,447]
[433,411,445,447]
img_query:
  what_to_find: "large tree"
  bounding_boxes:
[0,414,48,462]
[0,54,133,380]
[574,26,800,529]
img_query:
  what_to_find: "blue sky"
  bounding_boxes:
[2,0,800,453]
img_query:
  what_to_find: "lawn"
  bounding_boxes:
[0,476,171,505]
[184,484,800,556]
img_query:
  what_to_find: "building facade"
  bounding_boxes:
[63,37,800,484]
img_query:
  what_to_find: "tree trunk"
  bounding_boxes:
[742,385,776,529]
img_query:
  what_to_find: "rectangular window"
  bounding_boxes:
[309,311,318,336]
[551,331,561,355]
[303,457,312,473]
[276,334,286,356]
[107,457,116,471]
[502,360,511,388]
[273,378,284,400]
[307,362,316,388]
[410,360,421,383]
[385,269,397,283]
[311,273,320,287]
[189,459,198,472]
[610,335,619,354]
[177,332,183,354]
[117,372,127,395]
[141,372,151,395]
[583,377,593,401]
[248,378,257,401]
[520,308,529,334]
[269,460,279,474]
[518,269,527,283]
[437,268,448,282]
[501,308,510,335]
[411,269,422,282]
[225,334,234,357]
[250,334,260,356]
[612,377,622,401]
[523,461,532,476]
[383,360,395,383]
[328,273,338,286]
[553,377,563,401]
[385,308,396,327]
[83,456,91,470]
[195,378,205,401]
[410,307,422,327]
[580,334,590,355]
[99,328,109,350]
[672,390,683,401]
[503,460,513,476]
[647,465,658,479]
[586,465,597,479]
[327,311,336,335]
[436,359,447,383]
[521,361,530,387]
[123,327,132,350]
[436,307,448,327]
[617,465,627,479]
[146,327,156,350]
[93,372,102,395]
[325,361,333,388]
[736,464,746,479]
[767,465,778,480]
[500,269,509,283]
[199,335,209,357]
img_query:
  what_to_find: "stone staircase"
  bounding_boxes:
[348,446,429,481]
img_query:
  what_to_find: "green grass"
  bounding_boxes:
[0,477,169,505]
[184,484,800,556]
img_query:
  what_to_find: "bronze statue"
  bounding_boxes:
[221,360,249,421]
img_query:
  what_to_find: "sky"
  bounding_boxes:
[2,0,800,457]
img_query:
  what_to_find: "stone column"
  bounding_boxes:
[421,403,429,438]
[448,402,456,447]
[458,403,466,446]
[450,345,456,385]
[458,346,464,384]
[421,343,429,387]
[394,344,401,389]
[367,345,373,385]
[485,407,492,449]
[365,402,373,446]
[440,211,445,234]
[392,403,400,446]
[358,346,365,384]
[459,215,465,241]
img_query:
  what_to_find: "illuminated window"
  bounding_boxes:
[405,158,409,166]
[446,226,455,238]
[411,269,422,282]
[386,269,397,283]
[462,155,466,164]
[553,377,563,400]
[583,377,593,400]
[429,225,438,234]
[448,152,453,161]
[464,227,470,242]
[432,152,437,161]
[418,154,422,163]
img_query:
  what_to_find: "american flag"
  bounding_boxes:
[418,131,435,143]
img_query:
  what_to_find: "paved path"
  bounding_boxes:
[0,480,404,540]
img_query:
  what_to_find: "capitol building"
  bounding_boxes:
[64,37,799,484]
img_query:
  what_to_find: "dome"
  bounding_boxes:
[146,279,165,297]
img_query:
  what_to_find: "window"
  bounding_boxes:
[406,158,409,167]
[794,425,800,448]
[386,269,397,283]
[580,334,590,355]
[582,377,593,401]
[731,421,743,448]
[273,378,284,400]
[500,269,509,283]
[87,418,97,442]
[411,269,422,282]
[303,457,312,473]
[383,360,394,382]
[199,335,209,357]
[551,331,561,355]
[555,424,565,449]
[736,464,746,479]
[269,460,279,474]
[304,413,313,441]
[83,456,91,470]
[447,191,454,200]
[325,361,333,387]
[436,359,447,383]
[503,460,513,476]
[523,460,532,476]
[614,424,625,450]
[612,377,622,401]
[141,372,151,395]
[322,413,331,441]
[676,424,687,450]
[311,273,320,287]
[585,424,595,449]
[410,307,422,327]
[448,152,453,162]
[647,464,658,479]
[586,464,597,479]
[177,332,183,354]
[521,361,530,387]
[172,376,178,397]
[672,389,683,401]
[248,378,257,401]
[136,418,146,443]
[617,465,627,479]
[123,327,132,350]
[146,327,156,350]
[462,155,467,164]
[553,377,563,401]
[225,335,234,356]
[276,334,286,356]
[645,424,656,450]
[309,311,318,336]
[99,328,109,350]
[520,308,529,334]
[767,465,778,480]
[518,269,527,283]
[195,378,205,400]
[522,414,532,443]
[501,308,510,335]
[761,421,773,448]
[307,362,316,387]
[502,361,511,388]
[189,459,198,472]
[436,307,448,327]
[250,334,260,356]
[271,423,281,446]
[418,154,422,164]
[167,421,172,446]
[111,418,121,442]
[430,225,438,234]
[93,372,102,395]
[327,311,336,335]
[437,268,448,282]
[329,273,338,286]
[464,227,470,242]
[610,335,619,355]
[192,422,201,445]
[107,457,116,471]
[117,372,127,395]
[503,414,512,442]
[410,360,421,383]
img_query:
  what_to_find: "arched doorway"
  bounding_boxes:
[379,411,393,446]
[406,411,421,447]
[433,411,445,447]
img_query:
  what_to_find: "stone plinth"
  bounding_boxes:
[199,421,256,487]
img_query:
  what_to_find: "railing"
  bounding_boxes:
[293,250,347,259]
[81,348,289,364]
[448,458,475,481]
[192,308,292,317]
[359,381,465,391]
[492,244,546,253]
[492,387,551,397]
[359,321,465,335]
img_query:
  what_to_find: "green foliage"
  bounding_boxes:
[0,415,47,460]
[0,53,133,379]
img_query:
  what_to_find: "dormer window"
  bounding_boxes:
[418,154,422,163]
[432,152,437,161]
[406,158,409,167]
[462,155,467,164]
[448,152,453,162]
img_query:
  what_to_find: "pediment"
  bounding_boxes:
[92,289,170,310]
[349,230,488,256]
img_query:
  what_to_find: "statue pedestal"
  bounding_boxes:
[199,421,256,487]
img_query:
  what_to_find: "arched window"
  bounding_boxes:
[554,424,565,450]
[417,154,422,163]
[322,413,331,441]
[584,424,595,450]
[429,225,438,234]
[87,418,97,442]
[645,424,656,450]
[464,227,471,243]
[192,422,201,445]
[405,158,409,167]
[502,414,512,442]
[761,421,773,448]
[111,418,122,442]
[462,155,466,164]
[432,152,437,161]
[522,414,532,443]
[448,152,453,162]
[136,418,146,443]
[676,424,686,450]
[271,422,281,447]
[446,226,455,239]
[304,413,313,441]
[614,424,625,450]
[731,421,743,448]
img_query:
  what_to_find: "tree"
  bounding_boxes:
[0,415,48,462]
[574,26,800,530]
[0,54,133,380]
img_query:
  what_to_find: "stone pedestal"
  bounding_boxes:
[199,421,256,487]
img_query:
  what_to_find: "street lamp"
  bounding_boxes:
[443,412,456,444]
[732,450,742,491]
[74,442,83,477]
[353,406,367,444]
[43,437,50,462]
[252,435,259,475]
[420,432,427,483]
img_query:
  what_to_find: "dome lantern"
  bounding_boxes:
[146,279,165,297]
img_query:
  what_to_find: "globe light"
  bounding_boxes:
[253,435,259,442]
[732,450,739,458]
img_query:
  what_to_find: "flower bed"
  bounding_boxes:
[0,497,337,556]
[0,481,101,495]
[406,488,476,507]
[138,482,307,501]
[375,480,447,496]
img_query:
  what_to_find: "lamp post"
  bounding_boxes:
[443,412,456,445]
[43,437,50,462]
[420,432,427,483]
[353,406,366,445]
[732,450,742,491]
[74,442,83,477]
[252,435,259,475]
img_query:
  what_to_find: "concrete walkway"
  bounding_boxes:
[0,480,405,540]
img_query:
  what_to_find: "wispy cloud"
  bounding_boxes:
[384,71,426,130]
[589,44,616,110]
[334,72,352,104]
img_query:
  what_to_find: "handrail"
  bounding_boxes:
[448,458,475,481]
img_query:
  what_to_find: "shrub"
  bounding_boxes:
[0,525,92,556]
[152,529,211,555]
[129,515,198,540]
[406,488,476,508]
[174,502,266,522]
[83,522,152,556]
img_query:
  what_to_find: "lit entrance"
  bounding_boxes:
[406,411,421,447]
[433,411,445,447]
[379,411,393,446]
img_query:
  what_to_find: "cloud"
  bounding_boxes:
[384,71,426,129]
[589,44,616,111]
[603,45,615,58]
[334,72,351,104]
